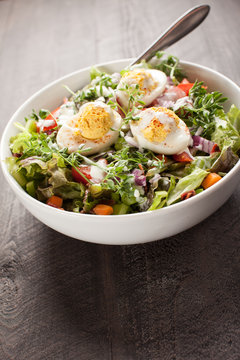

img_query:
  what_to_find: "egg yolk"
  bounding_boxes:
[122,70,157,94]
[142,118,169,142]
[76,105,112,140]
[141,107,181,143]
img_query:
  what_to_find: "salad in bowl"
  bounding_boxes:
[5,53,240,217]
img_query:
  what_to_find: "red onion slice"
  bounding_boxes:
[132,168,146,187]
[192,135,215,154]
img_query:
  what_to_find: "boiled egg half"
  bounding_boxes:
[116,68,167,109]
[56,101,122,155]
[130,107,192,155]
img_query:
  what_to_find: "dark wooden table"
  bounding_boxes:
[1,0,240,359]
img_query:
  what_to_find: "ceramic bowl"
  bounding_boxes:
[1,59,240,245]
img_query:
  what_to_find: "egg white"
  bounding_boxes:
[56,101,122,155]
[116,68,167,109]
[130,107,192,155]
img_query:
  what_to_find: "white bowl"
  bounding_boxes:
[1,59,240,245]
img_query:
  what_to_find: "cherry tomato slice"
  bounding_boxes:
[72,166,92,185]
[37,106,60,133]
[177,83,195,95]
[172,152,193,162]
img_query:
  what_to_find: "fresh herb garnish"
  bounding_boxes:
[153,51,185,84]
[109,83,145,129]
[178,81,227,138]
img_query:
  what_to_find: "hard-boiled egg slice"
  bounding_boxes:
[116,68,167,109]
[130,107,192,155]
[56,101,122,155]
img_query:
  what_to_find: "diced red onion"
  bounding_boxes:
[132,169,146,187]
[192,135,215,154]
[151,86,186,108]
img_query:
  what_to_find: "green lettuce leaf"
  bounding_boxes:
[192,146,238,173]
[167,167,208,205]
[20,156,48,179]
[148,191,168,211]
[10,131,32,154]
[192,153,219,170]
[212,105,240,153]
[36,158,85,201]
[211,146,238,173]
[228,104,240,131]
[5,157,28,187]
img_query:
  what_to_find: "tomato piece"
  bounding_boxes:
[37,106,60,133]
[172,152,193,162]
[177,83,194,95]
[178,79,207,95]
[181,190,196,201]
[45,106,61,120]
[210,143,220,154]
[37,119,58,133]
[156,154,169,164]
[72,166,92,185]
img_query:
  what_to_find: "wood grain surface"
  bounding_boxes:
[0,0,240,359]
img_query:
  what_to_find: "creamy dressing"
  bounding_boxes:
[90,159,107,183]
[172,96,193,112]
[130,108,192,155]
[37,119,56,132]
[57,101,76,126]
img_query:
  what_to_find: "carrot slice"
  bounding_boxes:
[93,204,113,215]
[202,173,222,189]
[46,195,63,208]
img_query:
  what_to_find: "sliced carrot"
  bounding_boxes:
[93,204,113,215]
[138,163,144,171]
[202,173,222,189]
[46,195,63,208]
[172,152,193,163]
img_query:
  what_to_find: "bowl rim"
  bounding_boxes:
[1,58,240,219]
